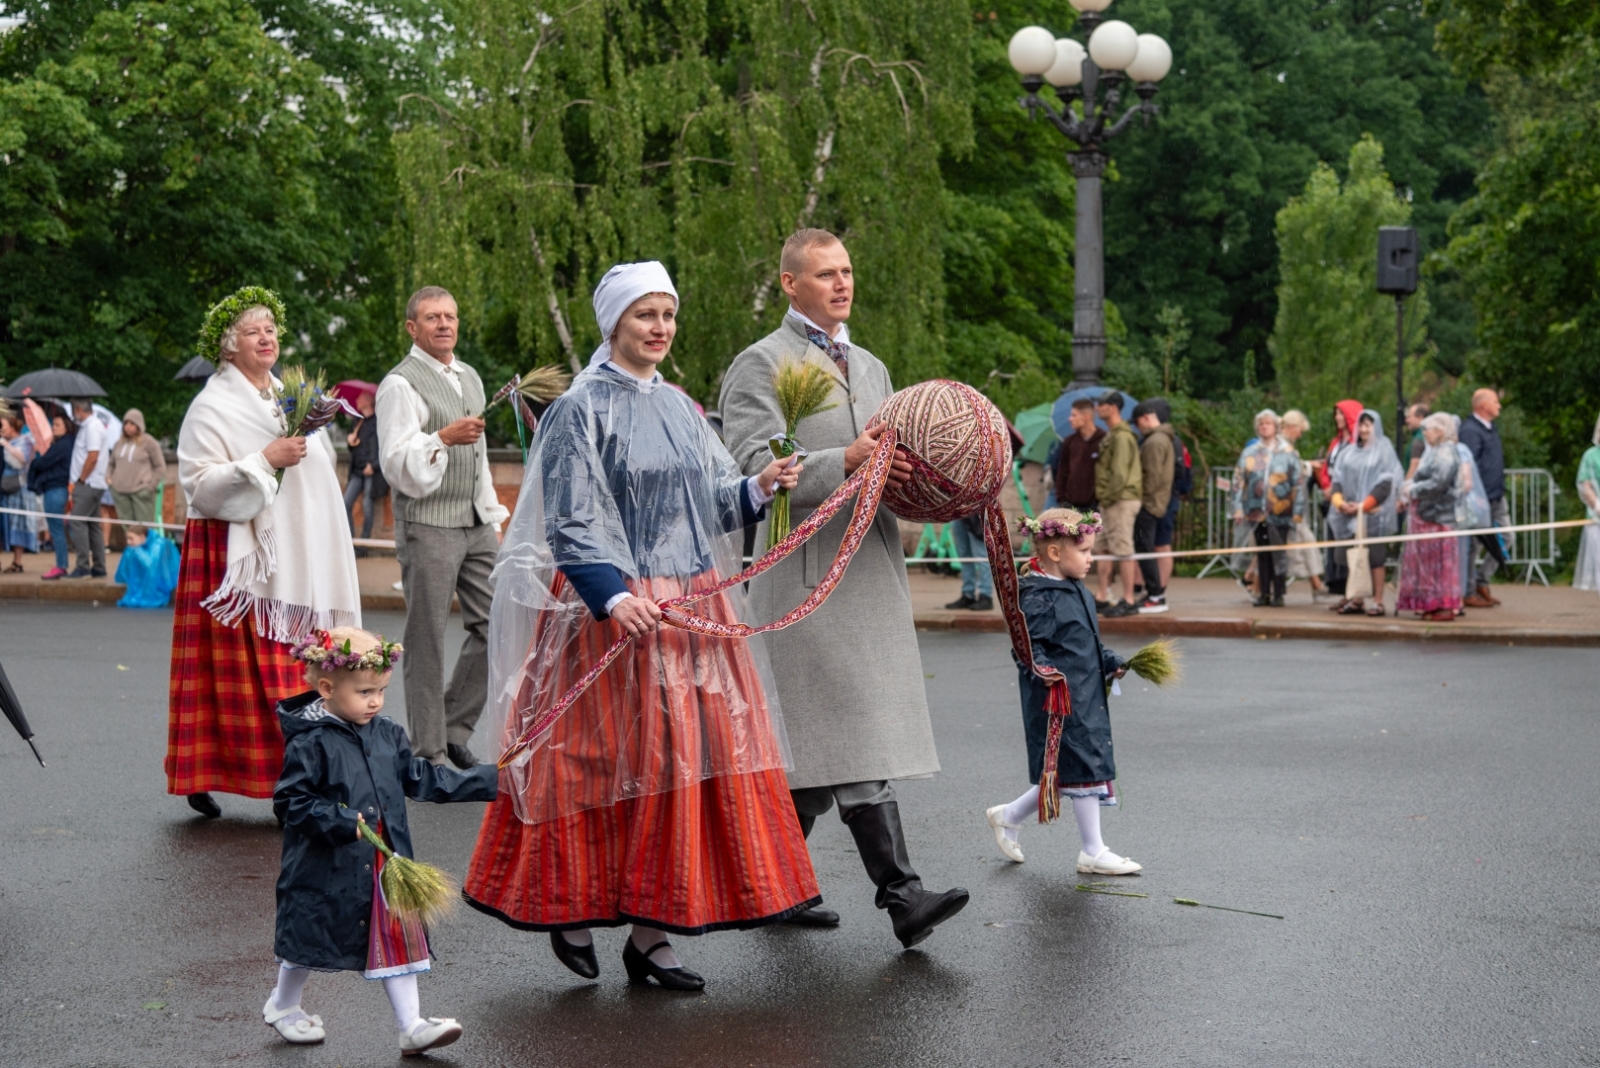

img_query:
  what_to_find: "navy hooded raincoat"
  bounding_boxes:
[1013,570,1126,786]
[272,692,497,971]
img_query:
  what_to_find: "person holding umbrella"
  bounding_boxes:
[165,286,361,820]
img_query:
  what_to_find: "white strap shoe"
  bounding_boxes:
[400,1017,464,1056]
[263,1000,326,1044]
[985,805,1025,863]
[1077,848,1142,875]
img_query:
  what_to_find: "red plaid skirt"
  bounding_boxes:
[165,519,302,798]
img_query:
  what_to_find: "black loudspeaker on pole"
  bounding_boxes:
[1377,227,1419,450]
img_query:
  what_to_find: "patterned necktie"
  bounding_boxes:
[803,325,849,380]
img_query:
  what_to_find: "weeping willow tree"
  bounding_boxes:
[393,0,973,403]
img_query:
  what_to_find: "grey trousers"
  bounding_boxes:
[68,484,106,572]
[395,518,497,761]
[790,780,896,825]
[1474,497,1511,585]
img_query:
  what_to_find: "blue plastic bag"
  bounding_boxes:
[116,530,181,608]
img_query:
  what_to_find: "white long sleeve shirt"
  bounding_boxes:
[375,345,509,529]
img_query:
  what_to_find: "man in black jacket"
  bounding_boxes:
[1458,389,1506,607]
[343,390,385,552]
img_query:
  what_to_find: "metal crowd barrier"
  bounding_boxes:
[1190,463,1559,585]
[1503,468,1560,585]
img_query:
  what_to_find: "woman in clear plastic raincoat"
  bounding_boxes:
[463,263,820,991]
[1328,409,1404,616]
[1574,413,1600,593]
[1396,413,1462,620]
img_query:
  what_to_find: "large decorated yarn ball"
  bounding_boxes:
[867,379,1012,523]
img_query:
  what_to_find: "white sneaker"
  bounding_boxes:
[263,1000,326,1044]
[392,579,404,591]
[400,1017,463,1056]
[985,805,1025,863]
[1076,848,1143,875]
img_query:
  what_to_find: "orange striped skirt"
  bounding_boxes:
[463,574,819,933]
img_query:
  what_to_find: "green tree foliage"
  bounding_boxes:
[1270,135,1429,414]
[1064,0,1487,397]
[0,0,433,432]
[394,0,973,406]
[1433,0,1600,476]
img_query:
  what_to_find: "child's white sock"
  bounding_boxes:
[560,928,593,948]
[1073,794,1106,857]
[269,963,311,1014]
[629,924,681,968]
[383,974,423,1034]
[999,786,1040,841]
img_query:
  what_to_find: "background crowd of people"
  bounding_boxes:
[1024,386,1525,622]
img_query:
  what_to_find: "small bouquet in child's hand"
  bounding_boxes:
[766,360,838,551]
[1109,638,1183,696]
[273,365,360,484]
[356,817,457,926]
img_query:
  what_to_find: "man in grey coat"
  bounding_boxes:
[719,229,969,949]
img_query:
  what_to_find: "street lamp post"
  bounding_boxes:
[1008,9,1172,389]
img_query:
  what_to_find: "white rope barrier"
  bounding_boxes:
[4,505,1592,566]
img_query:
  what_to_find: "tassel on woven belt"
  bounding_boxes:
[1038,679,1072,824]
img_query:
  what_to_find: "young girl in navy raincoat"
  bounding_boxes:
[983,508,1141,876]
[264,626,496,1055]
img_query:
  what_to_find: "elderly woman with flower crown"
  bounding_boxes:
[165,287,362,821]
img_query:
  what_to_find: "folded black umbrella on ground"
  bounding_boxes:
[0,659,45,767]
[2,367,106,400]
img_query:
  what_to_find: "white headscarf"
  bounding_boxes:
[588,261,679,367]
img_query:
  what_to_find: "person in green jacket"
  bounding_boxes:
[1093,392,1142,617]
[1131,401,1175,613]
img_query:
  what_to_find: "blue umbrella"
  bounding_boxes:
[1050,386,1138,437]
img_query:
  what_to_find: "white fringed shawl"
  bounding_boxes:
[177,361,361,643]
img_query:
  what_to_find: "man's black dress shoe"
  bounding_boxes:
[549,931,599,979]
[446,743,478,770]
[943,594,975,610]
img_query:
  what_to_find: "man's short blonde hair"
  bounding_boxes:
[779,228,843,279]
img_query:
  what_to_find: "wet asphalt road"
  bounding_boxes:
[2,602,1599,1067]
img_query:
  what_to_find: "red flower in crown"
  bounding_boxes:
[319,629,334,650]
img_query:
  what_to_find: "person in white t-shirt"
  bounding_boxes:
[68,398,115,577]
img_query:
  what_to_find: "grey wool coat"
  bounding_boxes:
[719,317,940,790]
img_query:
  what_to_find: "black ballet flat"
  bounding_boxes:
[187,792,222,819]
[549,931,599,980]
[622,940,704,991]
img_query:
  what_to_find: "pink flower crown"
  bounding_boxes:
[1017,511,1103,542]
[290,630,403,673]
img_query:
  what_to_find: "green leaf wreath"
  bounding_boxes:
[196,285,287,363]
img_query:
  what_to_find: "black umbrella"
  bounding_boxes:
[3,367,106,400]
[0,659,45,767]
[174,355,216,382]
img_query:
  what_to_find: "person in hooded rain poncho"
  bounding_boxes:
[1316,399,1365,597]
[1328,409,1404,616]
[462,262,820,992]
[1396,413,1462,620]
[1574,414,1600,594]
[1229,409,1306,607]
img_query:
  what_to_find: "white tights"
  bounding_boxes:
[560,925,685,968]
[997,786,1108,857]
[269,964,424,1034]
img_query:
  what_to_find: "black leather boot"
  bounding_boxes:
[844,801,969,948]
[785,812,841,927]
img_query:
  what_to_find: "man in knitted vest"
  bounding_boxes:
[376,286,509,768]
